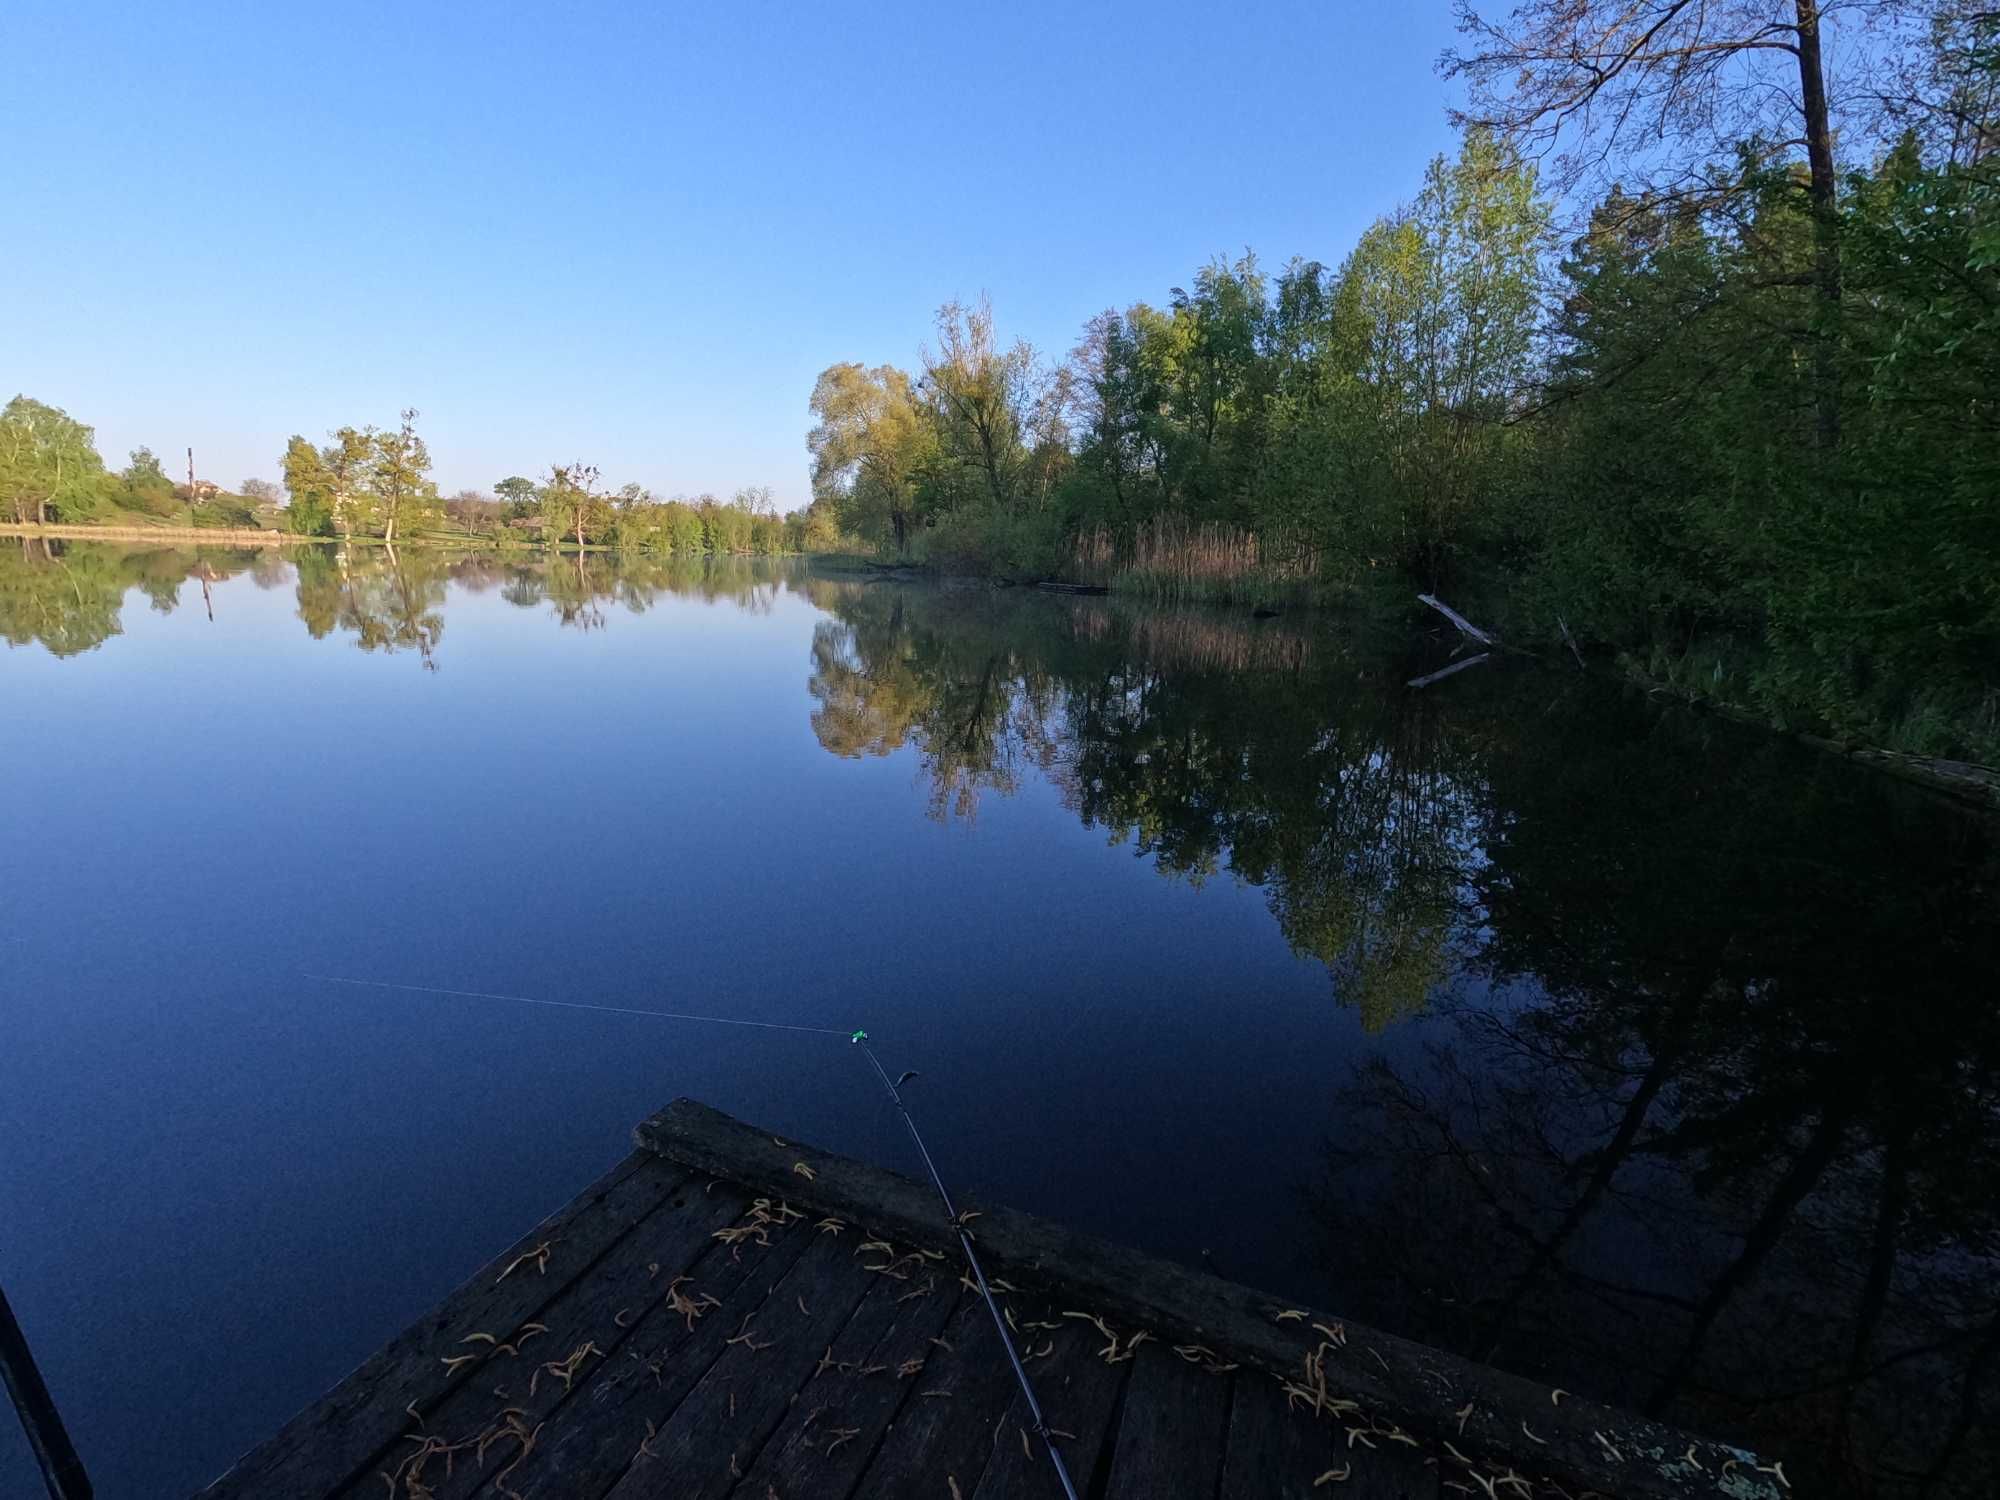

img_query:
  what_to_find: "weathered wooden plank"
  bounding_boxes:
[1222,1373,1438,1500]
[843,1295,1029,1500]
[341,1180,756,1500]
[1099,1343,1230,1500]
[640,1100,1778,1500]
[728,1261,964,1499]
[599,1232,876,1500]
[966,1311,1129,1500]
[1220,1374,1331,1500]
[198,1150,682,1500]
[492,1204,817,1499]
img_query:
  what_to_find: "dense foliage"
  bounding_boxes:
[809,9,2000,756]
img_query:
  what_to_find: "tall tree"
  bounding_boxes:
[280,436,336,536]
[320,426,375,536]
[808,362,931,551]
[367,408,434,544]
[1440,0,1900,449]
[920,297,1033,512]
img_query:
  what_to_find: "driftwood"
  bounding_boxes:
[1558,614,1586,669]
[1407,653,1491,689]
[1417,593,1498,647]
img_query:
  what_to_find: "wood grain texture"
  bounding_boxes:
[197,1151,680,1499]
[639,1098,1781,1500]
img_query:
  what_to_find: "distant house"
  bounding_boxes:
[185,479,223,499]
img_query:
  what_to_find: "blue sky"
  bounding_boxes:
[7,1,1465,508]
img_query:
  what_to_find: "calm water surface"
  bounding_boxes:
[2,541,1996,1497]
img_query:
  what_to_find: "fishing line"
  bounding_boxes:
[301,973,853,1035]
[300,971,1083,1500]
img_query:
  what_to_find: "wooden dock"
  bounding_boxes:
[195,1100,1782,1500]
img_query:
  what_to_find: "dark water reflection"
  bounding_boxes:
[2,540,1996,1496]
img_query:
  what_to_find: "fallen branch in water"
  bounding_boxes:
[1407,654,1491,690]
[1417,594,1498,647]
[1557,615,1585,670]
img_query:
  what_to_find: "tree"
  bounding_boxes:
[494,475,539,517]
[443,489,498,537]
[240,477,283,505]
[120,447,178,516]
[539,463,608,549]
[321,426,375,536]
[808,362,932,551]
[367,408,435,544]
[919,296,1034,512]
[1440,0,1911,450]
[280,435,336,536]
[0,396,107,524]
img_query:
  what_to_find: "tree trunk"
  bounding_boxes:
[1794,0,1843,451]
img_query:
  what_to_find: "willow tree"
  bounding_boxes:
[807,361,930,551]
[919,297,1034,513]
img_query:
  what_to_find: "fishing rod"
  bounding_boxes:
[0,1283,91,1500]
[305,974,1083,1500]
[852,1031,1082,1500]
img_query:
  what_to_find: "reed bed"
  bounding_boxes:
[1070,516,1322,607]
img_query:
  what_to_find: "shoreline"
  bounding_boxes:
[3,522,317,546]
[13,522,1998,809]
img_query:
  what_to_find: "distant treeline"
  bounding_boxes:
[0,399,844,556]
[807,5,2000,758]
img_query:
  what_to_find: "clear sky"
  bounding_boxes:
[6,1,1465,508]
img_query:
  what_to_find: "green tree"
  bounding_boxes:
[807,362,932,551]
[539,463,609,549]
[0,396,108,524]
[494,475,539,517]
[280,435,337,536]
[321,426,375,537]
[120,447,178,516]
[919,295,1034,513]
[367,408,436,544]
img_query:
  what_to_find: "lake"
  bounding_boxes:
[2,540,1995,1498]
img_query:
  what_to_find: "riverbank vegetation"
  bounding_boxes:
[808,4,2000,758]
[1,399,842,555]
